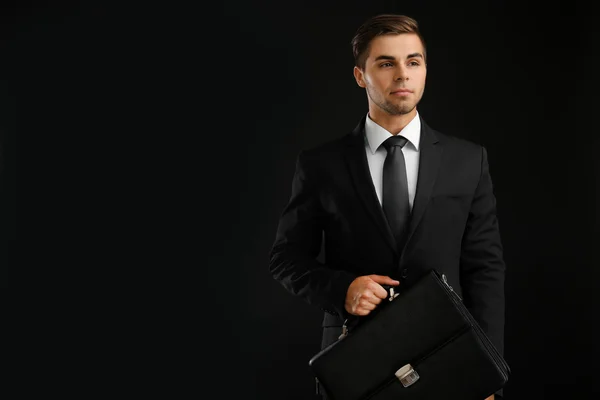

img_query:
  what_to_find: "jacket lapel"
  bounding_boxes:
[343,115,443,256]
[344,117,398,255]
[402,118,442,252]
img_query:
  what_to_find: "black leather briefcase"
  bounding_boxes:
[308,269,510,400]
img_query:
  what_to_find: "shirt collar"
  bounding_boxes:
[364,111,421,155]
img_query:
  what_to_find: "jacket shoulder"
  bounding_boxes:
[428,126,489,165]
[434,128,484,152]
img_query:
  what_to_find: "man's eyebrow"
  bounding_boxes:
[373,53,424,62]
[373,55,396,62]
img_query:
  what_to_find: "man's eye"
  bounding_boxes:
[380,62,393,67]
[408,61,420,66]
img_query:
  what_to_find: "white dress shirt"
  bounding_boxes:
[363,112,421,211]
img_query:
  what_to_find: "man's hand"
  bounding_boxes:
[345,274,400,316]
[484,395,494,400]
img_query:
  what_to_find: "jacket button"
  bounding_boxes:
[401,269,408,278]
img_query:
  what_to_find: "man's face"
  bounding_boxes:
[354,33,427,116]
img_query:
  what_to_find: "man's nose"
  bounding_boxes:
[395,66,408,81]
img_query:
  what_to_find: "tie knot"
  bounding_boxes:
[383,135,408,151]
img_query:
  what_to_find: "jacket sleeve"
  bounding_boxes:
[459,146,507,395]
[269,150,357,319]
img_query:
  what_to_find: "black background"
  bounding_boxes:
[4,1,598,398]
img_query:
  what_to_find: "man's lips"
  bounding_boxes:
[391,89,413,95]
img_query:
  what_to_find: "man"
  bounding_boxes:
[269,14,506,400]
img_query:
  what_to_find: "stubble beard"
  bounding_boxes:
[367,86,420,116]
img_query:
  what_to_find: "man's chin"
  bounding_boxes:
[387,105,416,116]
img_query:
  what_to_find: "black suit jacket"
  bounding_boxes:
[269,115,506,397]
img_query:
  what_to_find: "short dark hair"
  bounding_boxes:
[351,14,427,70]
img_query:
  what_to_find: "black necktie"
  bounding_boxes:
[382,136,411,250]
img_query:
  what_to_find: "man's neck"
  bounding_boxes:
[368,108,417,135]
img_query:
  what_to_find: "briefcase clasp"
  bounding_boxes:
[395,364,419,388]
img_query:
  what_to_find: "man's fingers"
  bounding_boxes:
[355,302,376,316]
[360,300,377,311]
[359,296,380,308]
[368,275,400,298]
[373,285,389,299]
[369,274,400,286]
[353,291,382,305]
[367,280,391,299]
[349,297,376,316]
[346,275,401,315]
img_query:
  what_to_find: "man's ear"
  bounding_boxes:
[353,66,366,88]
